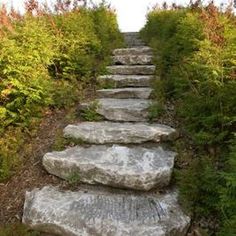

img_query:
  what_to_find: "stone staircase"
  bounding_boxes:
[22,33,190,236]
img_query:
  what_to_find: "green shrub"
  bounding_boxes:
[0,127,24,181]
[0,2,123,181]
[141,3,236,234]
[0,15,56,129]
[218,138,236,236]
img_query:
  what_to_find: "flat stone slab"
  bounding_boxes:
[63,122,178,144]
[99,75,154,88]
[43,145,176,190]
[112,55,153,65]
[113,46,153,55]
[97,88,153,99]
[91,98,151,121]
[23,186,190,236]
[107,65,155,75]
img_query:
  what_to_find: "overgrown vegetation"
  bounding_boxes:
[0,224,40,236]
[80,100,103,121]
[0,0,123,181]
[141,1,236,235]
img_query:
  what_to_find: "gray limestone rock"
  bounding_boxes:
[113,46,153,56]
[123,32,145,47]
[23,186,190,236]
[98,75,154,88]
[97,88,153,99]
[43,145,176,190]
[84,98,151,122]
[112,55,153,65]
[107,65,155,75]
[63,121,178,144]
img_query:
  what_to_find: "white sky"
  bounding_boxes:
[1,0,230,32]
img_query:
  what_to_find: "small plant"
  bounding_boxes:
[53,131,85,151]
[80,100,103,121]
[67,172,81,186]
[98,77,116,89]
[148,102,165,121]
[0,127,24,181]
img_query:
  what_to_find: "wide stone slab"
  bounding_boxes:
[112,55,153,65]
[113,46,153,56]
[90,98,151,122]
[63,122,178,144]
[23,186,190,236]
[43,145,176,190]
[107,65,155,75]
[97,88,153,99]
[99,75,154,88]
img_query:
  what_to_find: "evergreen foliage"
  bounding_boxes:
[141,2,236,234]
[0,0,123,181]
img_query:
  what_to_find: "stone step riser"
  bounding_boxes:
[99,75,154,88]
[113,47,153,56]
[43,145,176,191]
[23,186,190,236]
[123,32,145,47]
[81,99,151,122]
[107,65,155,75]
[112,55,153,65]
[97,88,153,99]
[63,122,178,144]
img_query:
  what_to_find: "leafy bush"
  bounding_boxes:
[141,2,236,234]
[0,1,123,181]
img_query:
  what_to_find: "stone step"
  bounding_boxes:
[112,54,153,65]
[107,65,155,75]
[43,145,176,191]
[99,75,154,88]
[123,32,146,47]
[23,186,190,236]
[97,88,153,99]
[63,122,178,144]
[113,46,153,56]
[81,98,151,122]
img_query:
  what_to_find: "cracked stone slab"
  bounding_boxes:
[43,145,176,190]
[113,46,153,56]
[107,65,155,75]
[23,186,190,236]
[112,55,153,65]
[97,88,153,99]
[63,122,178,144]
[99,75,154,88]
[85,98,151,122]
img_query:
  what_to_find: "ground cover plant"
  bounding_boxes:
[0,0,123,181]
[141,1,236,235]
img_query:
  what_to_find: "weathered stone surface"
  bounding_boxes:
[43,145,176,190]
[123,32,145,47]
[63,121,178,144]
[107,65,155,75]
[23,186,190,236]
[97,87,153,99]
[113,46,153,56]
[99,75,154,88]
[112,55,153,65]
[86,98,151,121]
